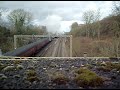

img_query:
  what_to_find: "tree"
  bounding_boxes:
[93,9,101,39]
[112,1,120,16]
[70,22,79,36]
[82,10,94,37]
[82,9,101,39]
[71,22,78,29]
[8,9,33,35]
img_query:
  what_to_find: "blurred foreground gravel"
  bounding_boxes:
[0,58,120,89]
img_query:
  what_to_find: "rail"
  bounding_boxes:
[0,56,120,60]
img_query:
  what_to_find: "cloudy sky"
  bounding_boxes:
[0,1,114,34]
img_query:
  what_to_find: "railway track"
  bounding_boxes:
[65,38,78,57]
[35,37,69,57]
[35,38,56,57]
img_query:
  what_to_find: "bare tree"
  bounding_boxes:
[8,9,33,34]
[82,9,101,39]
[112,1,120,16]
[94,9,101,39]
[82,10,94,37]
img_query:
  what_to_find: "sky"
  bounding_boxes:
[0,1,114,34]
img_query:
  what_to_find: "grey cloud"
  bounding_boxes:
[0,1,105,21]
[0,1,115,33]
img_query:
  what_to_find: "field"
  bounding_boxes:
[72,37,120,57]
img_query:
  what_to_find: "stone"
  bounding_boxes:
[17,65,24,70]
[43,68,46,70]
[3,66,15,72]
[27,66,35,70]
[71,66,74,68]
[103,77,111,81]
[33,81,37,84]
[0,74,7,80]
[59,68,63,70]
[14,75,20,78]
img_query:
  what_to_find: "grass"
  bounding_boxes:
[26,70,37,77]
[106,62,120,71]
[16,65,24,70]
[3,66,15,72]
[97,62,120,72]
[72,36,119,57]
[26,76,40,82]
[25,69,40,82]
[14,60,22,65]
[96,66,111,72]
[85,64,93,69]
[74,68,104,87]
[0,63,7,71]
[51,72,69,85]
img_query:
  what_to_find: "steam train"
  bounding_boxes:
[4,38,51,57]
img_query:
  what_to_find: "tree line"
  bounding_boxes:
[0,8,48,53]
[69,1,120,57]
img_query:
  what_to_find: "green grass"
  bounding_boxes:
[26,70,37,77]
[97,62,120,72]
[14,60,22,65]
[51,72,69,85]
[0,63,7,71]
[25,69,40,82]
[26,76,40,82]
[3,66,15,72]
[74,68,104,87]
